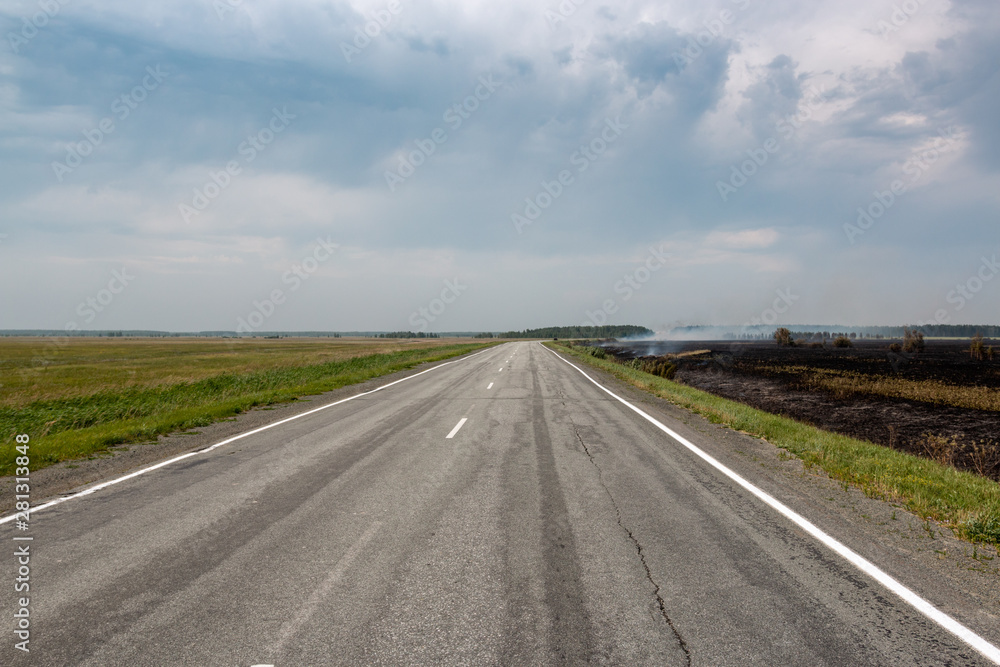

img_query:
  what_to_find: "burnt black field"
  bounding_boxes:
[603,339,1000,480]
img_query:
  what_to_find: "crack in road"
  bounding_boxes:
[572,426,692,665]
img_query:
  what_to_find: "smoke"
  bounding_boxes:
[608,339,688,357]
[638,325,775,341]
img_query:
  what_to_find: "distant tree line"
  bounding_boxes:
[497,325,653,339]
[376,332,440,339]
[775,327,930,349]
[733,324,1000,340]
[783,326,997,340]
[906,324,1000,338]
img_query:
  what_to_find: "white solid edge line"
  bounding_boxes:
[0,345,501,526]
[544,344,1000,665]
[446,418,468,439]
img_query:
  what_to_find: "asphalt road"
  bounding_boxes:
[3,341,999,665]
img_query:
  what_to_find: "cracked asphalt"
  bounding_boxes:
[2,341,998,665]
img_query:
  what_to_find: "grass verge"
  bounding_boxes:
[548,342,1000,548]
[2,342,495,476]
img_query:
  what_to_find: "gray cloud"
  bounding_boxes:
[0,0,997,331]
[739,54,804,140]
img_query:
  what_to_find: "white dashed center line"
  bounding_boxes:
[446,418,468,439]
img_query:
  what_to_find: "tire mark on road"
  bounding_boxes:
[531,372,595,663]
[268,521,383,657]
[37,396,438,664]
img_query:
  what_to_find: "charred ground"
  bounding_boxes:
[601,339,1000,481]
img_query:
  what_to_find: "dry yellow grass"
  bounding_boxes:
[1,337,494,474]
[0,337,467,407]
[770,365,1000,412]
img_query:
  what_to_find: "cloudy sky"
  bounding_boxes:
[1,0,998,333]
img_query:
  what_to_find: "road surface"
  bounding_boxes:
[3,342,999,665]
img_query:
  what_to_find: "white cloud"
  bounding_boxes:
[704,227,780,249]
[0,0,997,329]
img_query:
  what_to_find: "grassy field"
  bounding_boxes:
[549,342,1000,547]
[1,337,494,475]
[766,364,1000,412]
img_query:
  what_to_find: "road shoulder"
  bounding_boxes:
[545,344,1000,645]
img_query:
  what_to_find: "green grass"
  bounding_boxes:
[0,336,476,405]
[2,340,495,475]
[549,342,1000,548]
